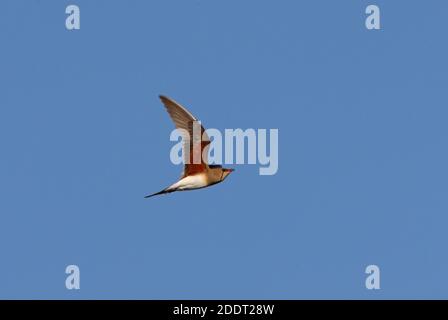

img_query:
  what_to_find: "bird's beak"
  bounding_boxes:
[228,168,235,173]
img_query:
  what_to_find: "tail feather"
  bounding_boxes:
[144,188,174,198]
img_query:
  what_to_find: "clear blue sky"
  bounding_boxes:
[1,0,447,299]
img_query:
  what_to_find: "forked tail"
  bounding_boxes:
[144,187,174,198]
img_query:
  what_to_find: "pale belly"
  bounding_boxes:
[169,174,208,191]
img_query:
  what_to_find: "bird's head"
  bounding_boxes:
[221,168,235,181]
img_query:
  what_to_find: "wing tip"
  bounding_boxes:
[159,94,170,102]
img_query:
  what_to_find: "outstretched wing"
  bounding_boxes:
[159,95,210,177]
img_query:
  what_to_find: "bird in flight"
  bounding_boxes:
[145,95,234,198]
